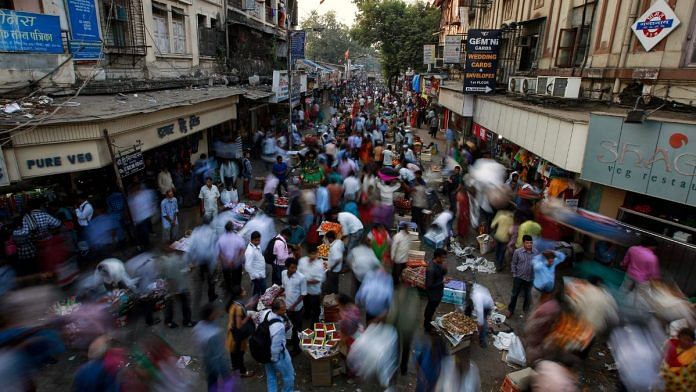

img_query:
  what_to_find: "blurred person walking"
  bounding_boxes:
[424,249,448,333]
[217,221,246,294]
[621,237,660,293]
[491,209,514,272]
[391,223,411,287]
[187,216,219,314]
[157,250,194,328]
[471,283,494,348]
[226,285,255,378]
[193,304,232,390]
[532,250,566,306]
[325,231,344,294]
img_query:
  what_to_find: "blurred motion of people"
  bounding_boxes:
[193,303,232,390]
[621,237,660,293]
[424,249,448,333]
[187,216,219,314]
[661,327,696,391]
[217,221,246,295]
[356,268,393,325]
[128,182,157,251]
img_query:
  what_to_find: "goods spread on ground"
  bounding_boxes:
[300,322,342,359]
[317,243,330,258]
[441,311,478,336]
[318,221,342,235]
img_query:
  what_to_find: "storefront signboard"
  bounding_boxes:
[463,29,501,95]
[156,115,201,138]
[0,9,64,53]
[115,148,144,178]
[444,35,463,64]
[272,70,289,101]
[14,140,108,178]
[66,0,103,60]
[631,0,680,52]
[290,30,305,60]
[423,44,436,65]
[581,114,696,206]
[472,122,489,142]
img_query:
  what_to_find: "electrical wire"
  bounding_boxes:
[0,0,118,143]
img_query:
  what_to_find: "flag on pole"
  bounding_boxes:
[344,49,350,60]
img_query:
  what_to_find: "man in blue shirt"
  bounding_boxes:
[532,250,566,306]
[445,128,455,157]
[272,155,289,196]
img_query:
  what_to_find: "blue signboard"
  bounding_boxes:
[463,29,501,94]
[66,0,102,60]
[0,9,63,53]
[290,30,305,60]
[581,113,696,206]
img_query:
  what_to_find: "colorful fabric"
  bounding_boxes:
[662,340,696,391]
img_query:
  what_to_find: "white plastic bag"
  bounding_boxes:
[476,234,493,254]
[506,334,527,366]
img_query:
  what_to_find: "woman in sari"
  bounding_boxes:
[368,224,391,268]
[662,328,696,391]
[455,189,471,240]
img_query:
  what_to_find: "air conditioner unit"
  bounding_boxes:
[507,76,525,94]
[549,77,582,99]
[536,76,555,95]
[520,77,537,95]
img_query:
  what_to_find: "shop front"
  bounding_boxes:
[437,82,474,146]
[581,113,696,295]
[2,88,243,200]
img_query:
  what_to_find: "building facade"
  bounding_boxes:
[434,0,696,295]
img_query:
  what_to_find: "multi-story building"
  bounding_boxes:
[0,0,289,202]
[434,0,696,294]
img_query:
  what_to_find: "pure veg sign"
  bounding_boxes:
[631,0,680,52]
[463,29,501,95]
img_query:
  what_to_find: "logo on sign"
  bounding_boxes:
[636,11,674,38]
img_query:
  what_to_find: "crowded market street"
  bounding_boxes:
[2,1,696,392]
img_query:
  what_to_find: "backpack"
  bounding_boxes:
[249,312,283,364]
[263,237,281,265]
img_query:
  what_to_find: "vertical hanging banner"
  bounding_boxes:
[290,30,306,60]
[66,0,103,60]
[423,44,436,65]
[444,35,463,64]
[463,29,501,94]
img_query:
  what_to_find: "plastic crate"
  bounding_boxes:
[246,190,263,201]
[442,288,465,306]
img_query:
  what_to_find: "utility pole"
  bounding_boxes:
[287,1,294,150]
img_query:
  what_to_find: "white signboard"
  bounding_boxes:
[272,70,289,101]
[423,44,436,65]
[444,35,463,64]
[631,0,680,51]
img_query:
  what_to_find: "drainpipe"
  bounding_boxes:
[612,0,641,97]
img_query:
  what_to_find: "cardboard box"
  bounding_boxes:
[442,288,466,306]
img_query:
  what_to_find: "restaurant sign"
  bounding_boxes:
[581,114,696,206]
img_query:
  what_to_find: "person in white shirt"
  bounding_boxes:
[298,245,325,324]
[403,146,416,164]
[281,258,306,353]
[336,211,364,252]
[471,283,494,348]
[220,182,239,206]
[198,177,220,220]
[399,167,416,185]
[75,194,94,227]
[244,231,266,297]
[325,231,345,294]
[382,145,395,167]
[219,160,237,189]
[157,167,175,196]
[343,172,361,202]
[262,298,295,392]
[391,223,411,286]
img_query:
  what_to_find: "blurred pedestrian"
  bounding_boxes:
[187,216,219,312]
[491,209,513,272]
[356,268,393,325]
[217,221,246,295]
[471,283,494,348]
[226,286,255,378]
[157,250,194,328]
[272,156,289,196]
[532,250,566,306]
[325,230,344,294]
[193,304,231,390]
[424,249,448,333]
[621,237,660,293]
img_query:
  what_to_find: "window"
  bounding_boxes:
[503,0,514,20]
[197,14,207,29]
[555,4,594,68]
[102,0,147,55]
[0,0,42,12]
[171,8,186,54]
[152,3,169,54]
[556,28,577,67]
[517,19,545,71]
[684,8,696,66]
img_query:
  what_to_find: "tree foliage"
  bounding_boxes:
[300,10,373,64]
[351,0,440,90]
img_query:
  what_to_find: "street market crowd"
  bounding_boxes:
[0,78,695,392]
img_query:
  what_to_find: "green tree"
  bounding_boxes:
[301,10,372,64]
[351,0,440,91]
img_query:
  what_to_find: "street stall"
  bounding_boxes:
[430,311,478,354]
[300,323,343,386]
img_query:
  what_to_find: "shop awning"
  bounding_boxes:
[242,87,274,101]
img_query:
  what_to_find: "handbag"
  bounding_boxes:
[231,302,255,342]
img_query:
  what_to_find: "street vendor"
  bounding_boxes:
[300,150,323,186]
